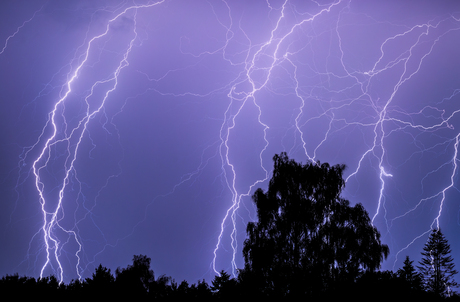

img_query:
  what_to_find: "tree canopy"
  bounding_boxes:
[397,256,423,292]
[4,154,460,300]
[242,152,389,297]
[418,229,458,297]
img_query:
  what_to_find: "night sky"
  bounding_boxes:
[1,0,460,285]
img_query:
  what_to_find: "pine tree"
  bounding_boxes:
[397,256,423,292]
[417,229,458,297]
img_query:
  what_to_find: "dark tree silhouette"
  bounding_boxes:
[211,270,237,300]
[170,279,190,300]
[242,152,389,297]
[169,278,212,301]
[148,273,172,300]
[66,278,85,297]
[192,279,213,301]
[0,274,68,298]
[397,256,423,292]
[418,228,458,297]
[86,264,115,289]
[115,254,155,297]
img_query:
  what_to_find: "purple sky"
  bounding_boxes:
[1,0,460,284]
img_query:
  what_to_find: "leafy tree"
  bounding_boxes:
[115,254,155,296]
[148,273,172,300]
[418,228,458,297]
[86,264,115,289]
[171,279,190,300]
[397,256,423,292]
[211,270,237,299]
[193,279,213,300]
[66,278,85,297]
[242,152,389,296]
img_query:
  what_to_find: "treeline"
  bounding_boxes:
[2,153,459,300]
[0,255,211,301]
[0,255,459,301]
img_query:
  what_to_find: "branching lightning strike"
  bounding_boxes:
[4,0,460,283]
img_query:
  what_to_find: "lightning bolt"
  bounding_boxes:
[211,0,345,276]
[212,0,460,276]
[6,0,460,283]
[19,1,166,282]
[0,5,45,56]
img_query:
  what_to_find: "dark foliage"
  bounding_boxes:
[1,244,457,302]
[242,152,389,297]
[0,274,66,299]
[418,229,458,298]
[0,255,212,301]
[85,264,116,299]
[397,255,423,293]
[210,270,238,300]
[1,154,458,301]
[1,265,454,301]
[115,254,154,298]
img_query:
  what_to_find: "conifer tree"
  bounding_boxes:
[418,229,458,297]
[397,256,423,291]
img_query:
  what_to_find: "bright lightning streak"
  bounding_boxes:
[22,1,165,282]
[392,134,459,269]
[433,134,459,230]
[211,0,345,276]
[213,0,460,276]
[4,0,460,283]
